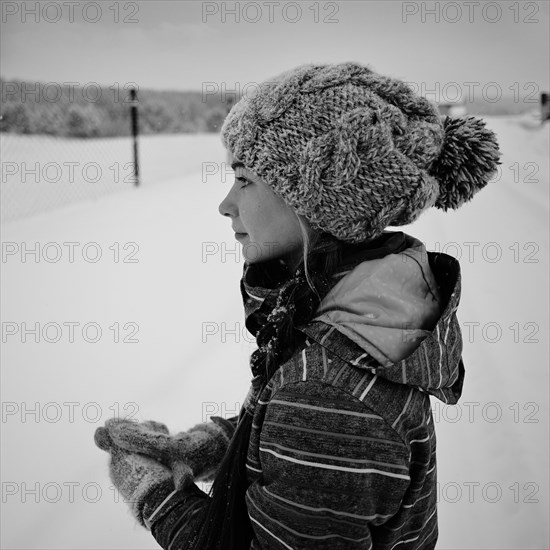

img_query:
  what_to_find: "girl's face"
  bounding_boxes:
[218,152,304,267]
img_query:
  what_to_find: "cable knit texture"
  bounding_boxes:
[221,61,501,242]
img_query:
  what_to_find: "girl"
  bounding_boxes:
[95,61,501,549]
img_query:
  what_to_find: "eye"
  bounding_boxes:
[236,176,249,188]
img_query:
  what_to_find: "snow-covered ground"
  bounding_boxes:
[0,132,222,222]
[1,114,548,549]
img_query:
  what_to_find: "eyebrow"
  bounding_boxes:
[230,160,259,183]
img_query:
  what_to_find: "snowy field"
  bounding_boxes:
[0,132,222,222]
[1,114,549,549]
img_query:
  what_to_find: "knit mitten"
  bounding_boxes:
[103,416,235,483]
[94,425,192,528]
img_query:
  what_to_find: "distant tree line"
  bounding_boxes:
[1,77,542,138]
[0,77,236,137]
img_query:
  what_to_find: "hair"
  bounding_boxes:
[190,214,349,549]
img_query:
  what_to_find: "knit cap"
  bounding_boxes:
[220,61,501,243]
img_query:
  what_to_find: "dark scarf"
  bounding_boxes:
[195,230,408,549]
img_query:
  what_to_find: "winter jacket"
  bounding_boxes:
[146,231,465,549]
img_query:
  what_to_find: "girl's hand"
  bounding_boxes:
[99,416,233,482]
[94,424,193,528]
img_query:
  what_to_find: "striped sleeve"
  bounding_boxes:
[147,483,210,548]
[145,416,240,548]
[246,380,411,549]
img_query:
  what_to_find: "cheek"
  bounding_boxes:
[280,214,302,243]
[266,206,302,248]
[240,187,300,244]
[239,198,263,231]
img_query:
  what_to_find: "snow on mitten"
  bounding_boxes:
[103,416,234,483]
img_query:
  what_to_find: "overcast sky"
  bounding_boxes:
[2,1,549,98]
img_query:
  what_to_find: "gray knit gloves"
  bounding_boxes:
[94,416,235,528]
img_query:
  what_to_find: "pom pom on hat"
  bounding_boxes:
[430,115,502,211]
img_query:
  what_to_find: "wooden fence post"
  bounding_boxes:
[130,88,140,187]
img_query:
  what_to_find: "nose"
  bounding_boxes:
[218,187,236,218]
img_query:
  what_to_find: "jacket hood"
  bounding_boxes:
[311,233,464,404]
